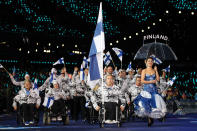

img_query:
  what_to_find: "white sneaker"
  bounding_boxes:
[105,120,112,123]
[24,122,29,126]
[57,116,62,121]
[52,117,56,121]
[112,120,117,123]
[29,121,34,124]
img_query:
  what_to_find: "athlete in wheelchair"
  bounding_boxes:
[91,74,126,127]
[42,80,69,125]
[12,80,41,126]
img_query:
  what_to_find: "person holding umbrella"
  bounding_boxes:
[134,57,167,127]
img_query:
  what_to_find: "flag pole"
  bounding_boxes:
[111,57,116,68]
[63,57,66,77]
[121,61,122,69]
[3,67,10,75]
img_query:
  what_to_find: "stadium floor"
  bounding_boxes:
[0,113,197,131]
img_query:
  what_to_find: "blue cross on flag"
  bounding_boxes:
[112,47,123,62]
[150,54,162,65]
[88,2,105,89]
[53,57,64,65]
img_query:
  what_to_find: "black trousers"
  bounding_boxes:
[21,103,35,122]
[104,102,118,120]
[73,96,86,121]
[51,99,65,115]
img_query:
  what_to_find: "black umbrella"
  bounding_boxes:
[134,42,178,61]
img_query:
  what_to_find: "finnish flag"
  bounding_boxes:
[163,65,170,72]
[80,64,85,81]
[150,54,162,65]
[112,47,123,62]
[53,57,64,65]
[88,2,105,90]
[104,51,112,66]
[167,76,177,86]
[43,96,54,108]
[82,56,89,69]
[126,62,133,72]
[0,64,3,68]
[49,72,54,84]
[33,78,39,96]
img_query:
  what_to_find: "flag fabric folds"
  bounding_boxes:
[112,47,123,62]
[104,51,112,66]
[167,76,177,86]
[150,54,162,65]
[82,56,89,69]
[126,62,133,72]
[0,64,3,68]
[163,65,170,72]
[53,57,64,65]
[80,64,85,81]
[88,2,105,90]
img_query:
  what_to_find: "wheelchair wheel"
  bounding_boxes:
[117,122,121,127]
[99,122,104,128]
[43,112,51,125]
[62,115,69,125]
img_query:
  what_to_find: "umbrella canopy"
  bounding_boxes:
[134,42,178,61]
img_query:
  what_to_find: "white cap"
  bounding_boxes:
[52,80,58,85]
[126,68,135,73]
[51,68,57,74]
[25,74,30,78]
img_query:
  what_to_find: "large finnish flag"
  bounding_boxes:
[53,57,64,65]
[150,54,162,65]
[112,47,123,62]
[104,51,112,66]
[88,2,105,89]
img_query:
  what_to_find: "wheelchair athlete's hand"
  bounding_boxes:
[120,105,125,112]
[127,101,131,105]
[95,106,100,111]
[36,104,40,109]
[13,106,17,111]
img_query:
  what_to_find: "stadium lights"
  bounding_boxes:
[166,10,169,14]
[129,36,131,39]
[116,40,119,43]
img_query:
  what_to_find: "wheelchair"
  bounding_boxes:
[42,100,69,125]
[86,102,99,124]
[98,102,122,128]
[16,102,39,126]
